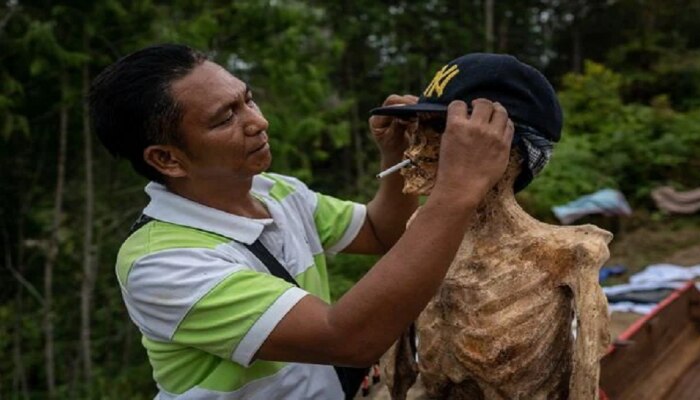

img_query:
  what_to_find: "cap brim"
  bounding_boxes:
[369,102,448,117]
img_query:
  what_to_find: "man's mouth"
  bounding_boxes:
[249,142,269,155]
[248,132,270,155]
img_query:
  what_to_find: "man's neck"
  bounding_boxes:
[164,175,270,219]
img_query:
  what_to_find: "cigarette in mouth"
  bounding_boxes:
[376,159,413,179]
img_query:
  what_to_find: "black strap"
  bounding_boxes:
[243,239,299,287]
[128,214,155,236]
[243,239,369,399]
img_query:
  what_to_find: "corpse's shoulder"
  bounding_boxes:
[553,224,613,249]
[540,223,613,271]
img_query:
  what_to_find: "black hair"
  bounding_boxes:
[89,44,208,182]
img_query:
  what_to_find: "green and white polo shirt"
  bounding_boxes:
[116,173,366,399]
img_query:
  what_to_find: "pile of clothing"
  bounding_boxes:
[651,186,700,214]
[604,263,700,314]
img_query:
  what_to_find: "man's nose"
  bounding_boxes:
[243,107,269,136]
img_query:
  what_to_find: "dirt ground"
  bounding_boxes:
[605,215,700,280]
[359,218,700,399]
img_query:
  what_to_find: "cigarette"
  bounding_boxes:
[376,159,413,179]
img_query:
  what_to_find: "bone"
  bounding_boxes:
[383,139,612,400]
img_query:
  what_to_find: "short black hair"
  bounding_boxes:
[89,44,208,182]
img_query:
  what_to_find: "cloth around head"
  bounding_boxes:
[370,53,563,142]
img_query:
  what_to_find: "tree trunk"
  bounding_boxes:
[571,22,582,73]
[484,0,495,52]
[5,226,29,400]
[80,43,96,395]
[0,0,19,38]
[44,72,69,399]
[123,317,134,366]
[344,61,364,193]
[498,11,509,52]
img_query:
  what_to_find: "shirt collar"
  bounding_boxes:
[142,175,276,244]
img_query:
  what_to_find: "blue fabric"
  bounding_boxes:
[552,188,632,224]
[599,265,627,282]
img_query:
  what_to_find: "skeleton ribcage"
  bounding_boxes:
[418,258,575,400]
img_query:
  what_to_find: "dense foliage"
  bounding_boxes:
[1,0,699,398]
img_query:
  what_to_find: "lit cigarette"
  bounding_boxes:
[376,159,413,179]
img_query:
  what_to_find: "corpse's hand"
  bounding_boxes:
[369,94,419,159]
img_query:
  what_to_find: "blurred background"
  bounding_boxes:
[2,0,700,398]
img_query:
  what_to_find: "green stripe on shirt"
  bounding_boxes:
[172,269,295,361]
[294,254,331,303]
[143,336,286,393]
[314,193,356,250]
[265,174,296,201]
[116,220,229,286]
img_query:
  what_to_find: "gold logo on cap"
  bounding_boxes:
[423,64,459,98]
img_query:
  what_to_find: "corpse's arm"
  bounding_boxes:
[562,230,613,400]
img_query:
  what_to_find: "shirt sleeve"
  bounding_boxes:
[122,247,308,367]
[262,173,367,255]
[313,192,366,254]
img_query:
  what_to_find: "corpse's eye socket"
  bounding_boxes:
[420,118,446,133]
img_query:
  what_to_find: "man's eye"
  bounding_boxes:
[217,112,234,127]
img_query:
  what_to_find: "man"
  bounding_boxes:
[90,44,513,399]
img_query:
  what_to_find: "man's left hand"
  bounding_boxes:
[369,94,419,158]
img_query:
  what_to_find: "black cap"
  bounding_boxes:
[370,53,563,142]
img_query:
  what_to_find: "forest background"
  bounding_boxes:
[2,0,700,398]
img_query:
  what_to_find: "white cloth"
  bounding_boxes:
[628,263,700,284]
[604,263,700,315]
[607,302,657,315]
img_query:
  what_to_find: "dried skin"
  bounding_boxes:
[387,137,612,400]
[401,122,441,195]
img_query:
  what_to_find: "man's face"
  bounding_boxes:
[401,113,443,195]
[170,61,271,181]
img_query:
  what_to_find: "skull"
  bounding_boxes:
[401,115,443,195]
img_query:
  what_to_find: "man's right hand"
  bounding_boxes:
[433,99,514,210]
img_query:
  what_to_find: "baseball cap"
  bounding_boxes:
[370,53,563,142]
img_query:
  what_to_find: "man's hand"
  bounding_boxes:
[369,94,419,158]
[434,99,514,209]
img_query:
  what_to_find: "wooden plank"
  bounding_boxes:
[662,358,700,399]
[600,282,700,399]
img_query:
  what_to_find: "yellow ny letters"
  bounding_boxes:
[423,64,460,98]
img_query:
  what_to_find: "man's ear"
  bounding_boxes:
[143,145,188,179]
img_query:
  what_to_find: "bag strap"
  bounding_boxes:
[128,214,155,236]
[243,239,300,287]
